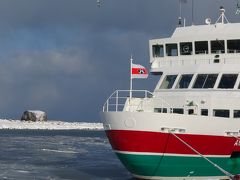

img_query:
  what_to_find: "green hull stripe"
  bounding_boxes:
[116,152,240,177]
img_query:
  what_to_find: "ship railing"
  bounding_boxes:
[102,90,172,113]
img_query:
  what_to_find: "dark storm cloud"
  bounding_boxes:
[0,0,237,121]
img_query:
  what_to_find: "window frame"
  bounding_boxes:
[152,44,164,57]
[213,109,230,118]
[218,74,238,89]
[192,74,218,89]
[211,40,225,54]
[159,75,178,89]
[173,108,184,114]
[201,109,208,116]
[175,74,194,89]
[195,41,208,54]
[154,108,167,113]
[180,42,193,55]
[227,39,240,53]
[166,43,178,56]
[234,110,240,118]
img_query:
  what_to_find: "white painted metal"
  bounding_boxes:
[100,111,240,137]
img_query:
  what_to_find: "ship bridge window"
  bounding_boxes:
[213,109,230,118]
[166,43,178,56]
[218,74,238,89]
[195,41,208,54]
[227,40,240,53]
[160,75,177,89]
[152,45,164,57]
[180,42,192,55]
[193,74,218,89]
[176,74,193,89]
[211,40,225,54]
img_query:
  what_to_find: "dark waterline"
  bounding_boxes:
[0,129,133,180]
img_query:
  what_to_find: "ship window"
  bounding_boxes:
[195,41,208,54]
[213,109,229,118]
[154,108,167,113]
[166,43,178,56]
[188,109,194,115]
[218,74,238,89]
[211,40,225,54]
[176,74,193,89]
[227,40,240,53]
[193,74,218,88]
[152,45,164,57]
[160,75,177,89]
[201,109,208,116]
[173,108,184,114]
[234,110,240,118]
[180,42,192,55]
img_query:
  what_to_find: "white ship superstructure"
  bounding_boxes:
[150,8,240,119]
[101,7,240,179]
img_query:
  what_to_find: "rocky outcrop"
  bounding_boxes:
[21,110,47,122]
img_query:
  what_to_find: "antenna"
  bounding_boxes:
[178,0,187,27]
[178,0,182,26]
[215,6,229,24]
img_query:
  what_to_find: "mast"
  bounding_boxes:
[130,56,133,99]
[178,0,182,26]
[178,0,187,26]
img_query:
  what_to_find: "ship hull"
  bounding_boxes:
[101,111,240,179]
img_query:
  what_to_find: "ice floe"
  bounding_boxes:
[0,119,103,130]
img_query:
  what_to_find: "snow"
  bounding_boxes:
[26,110,46,120]
[0,119,103,130]
[28,110,45,114]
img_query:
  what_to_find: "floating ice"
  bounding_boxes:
[0,119,103,130]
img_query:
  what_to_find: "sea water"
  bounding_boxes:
[0,130,132,180]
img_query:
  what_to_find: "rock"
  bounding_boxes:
[21,110,47,122]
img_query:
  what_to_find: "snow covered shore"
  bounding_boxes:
[0,119,103,130]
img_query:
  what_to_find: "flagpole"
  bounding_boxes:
[130,55,133,99]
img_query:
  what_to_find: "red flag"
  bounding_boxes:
[131,63,148,79]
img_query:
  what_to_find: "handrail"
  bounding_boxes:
[103,90,152,112]
[102,90,172,113]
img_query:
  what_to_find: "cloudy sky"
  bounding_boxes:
[0,0,238,121]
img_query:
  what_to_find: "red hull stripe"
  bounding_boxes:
[105,130,240,155]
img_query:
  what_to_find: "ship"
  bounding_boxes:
[100,6,240,180]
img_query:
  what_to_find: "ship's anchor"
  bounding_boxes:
[169,130,239,180]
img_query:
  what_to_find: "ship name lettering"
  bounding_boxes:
[234,140,240,146]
